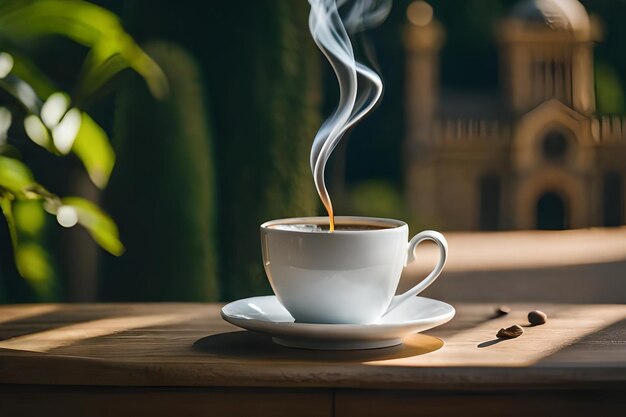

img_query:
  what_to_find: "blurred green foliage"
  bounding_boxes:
[7,198,54,299]
[595,63,625,114]
[207,1,321,299]
[0,0,166,101]
[347,180,427,233]
[102,42,219,301]
[1,0,625,303]
[123,0,321,300]
[348,180,409,221]
[0,0,164,299]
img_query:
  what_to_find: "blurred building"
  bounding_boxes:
[404,0,626,230]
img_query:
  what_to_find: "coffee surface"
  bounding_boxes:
[269,223,393,232]
[330,224,392,231]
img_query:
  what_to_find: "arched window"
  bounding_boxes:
[536,191,568,230]
[603,172,624,227]
[479,174,501,231]
[541,130,569,162]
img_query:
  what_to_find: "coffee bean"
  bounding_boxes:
[528,310,547,325]
[495,305,511,316]
[496,325,524,339]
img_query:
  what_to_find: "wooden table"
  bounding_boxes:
[0,303,625,416]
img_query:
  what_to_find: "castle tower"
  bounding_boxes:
[501,0,608,230]
[403,1,445,223]
[498,0,600,115]
[402,0,625,231]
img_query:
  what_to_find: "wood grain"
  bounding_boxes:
[335,389,626,417]
[0,386,333,417]
[0,303,625,389]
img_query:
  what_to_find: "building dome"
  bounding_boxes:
[510,0,589,32]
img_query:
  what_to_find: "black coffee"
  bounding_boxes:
[323,224,392,231]
[269,223,393,232]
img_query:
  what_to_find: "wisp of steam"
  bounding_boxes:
[308,0,391,231]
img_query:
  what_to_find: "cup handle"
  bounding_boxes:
[383,230,448,317]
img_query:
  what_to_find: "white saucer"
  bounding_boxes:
[221,295,455,350]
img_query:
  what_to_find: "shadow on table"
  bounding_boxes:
[416,260,626,304]
[0,305,129,342]
[193,331,444,363]
[536,318,626,366]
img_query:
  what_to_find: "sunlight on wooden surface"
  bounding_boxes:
[0,305,60,325]
[0,303,624,389]
[365,304,626,367]
[0,313,190,353]
[407,227,626,273]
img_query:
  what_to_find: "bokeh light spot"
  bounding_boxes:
[0,107,11,144]
[41,92,69,128]
[52,108,81,154]
[24,115,50,147]
[407,1,433,26]
[0,52,14,78]
[56,205,78,228]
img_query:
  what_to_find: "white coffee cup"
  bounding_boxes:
[260,216,448,324]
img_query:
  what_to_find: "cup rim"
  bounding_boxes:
[260,216,407,234]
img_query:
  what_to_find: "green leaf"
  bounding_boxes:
[0,106,11,143]
[8,51,57,99]
[74,52,129,101]
[0,195,55,299]
[71,112,115,188]
[0,155,35,193]
[61,196,124,255]
[0,0,122,45]
[15,242,55,299]
[0,192,17,248]
[75,37,167,102]
[0,143,21,159]
[0,0,167,99]
[23,114,53,150]
[13,199,55,298]
[0,75,42,113]
[14,198,46,236]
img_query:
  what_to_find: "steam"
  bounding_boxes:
[308,0,391,231]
